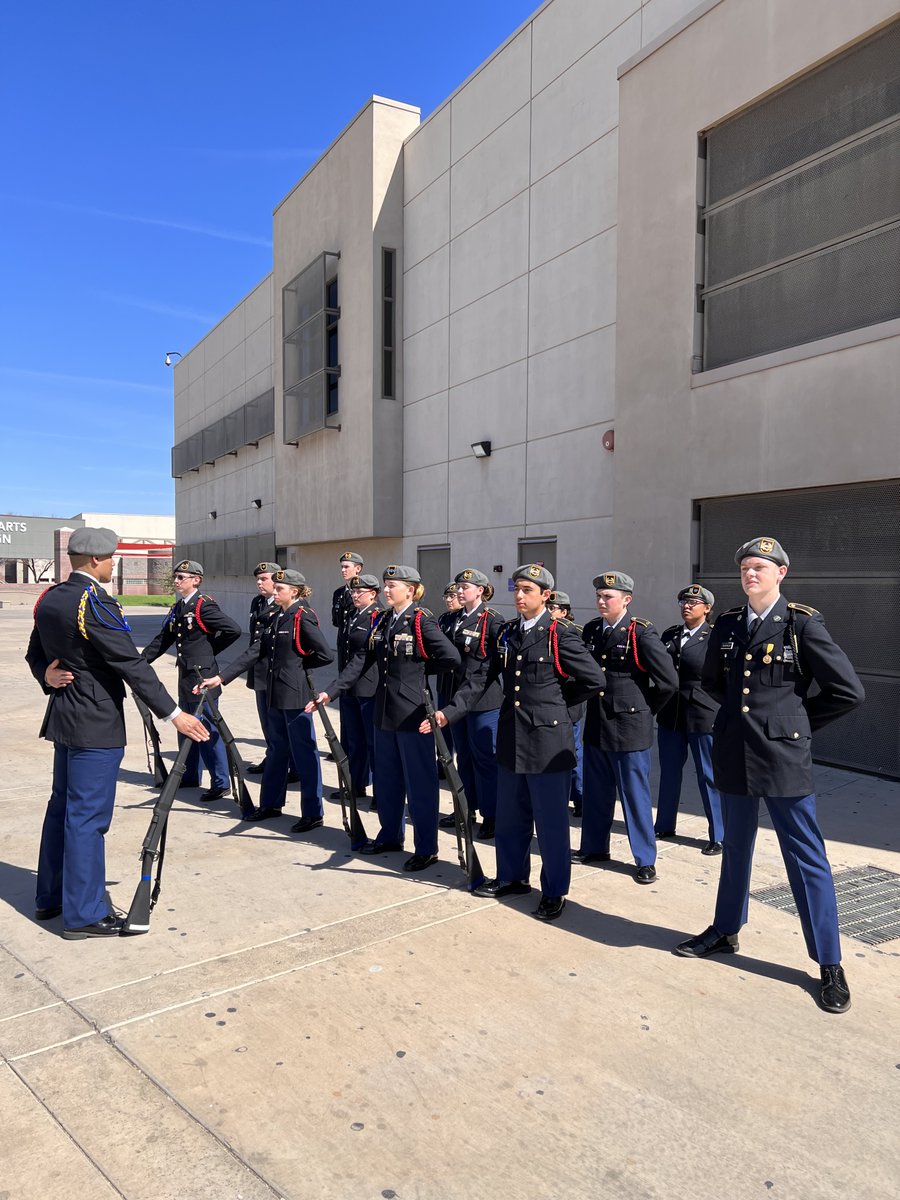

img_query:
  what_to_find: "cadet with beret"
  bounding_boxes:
[141,559,242,801]
[655,585,724,855]
[203,570,333,828]
[332,551,364,641]
[676,537,864,1014]
[314,565,460,872]
[435,581,463,786]
[26,528,208,938]
[431,565,604,922]
[548,590,585,820]
[333,573,382,804]
[576,571,678,883]
[437,569,504,840]
[239,562,296,781]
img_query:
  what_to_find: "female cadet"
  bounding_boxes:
[334,573,382,807]
[310,565,459,872]
[438,568,504,839]
[435,582,462,775]
[201,569,333,830]
[654,585,724,855]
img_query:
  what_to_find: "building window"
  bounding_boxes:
[697,20,900,372]
[417,544,451,609]
[282,251,341,443]
[325,274,340,417]
[517,537,557,581]
[382,248,396,399]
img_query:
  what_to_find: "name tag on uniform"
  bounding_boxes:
[783,647,795,663]
[720,640,734,651]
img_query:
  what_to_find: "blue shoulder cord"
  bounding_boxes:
[85,586,133,633]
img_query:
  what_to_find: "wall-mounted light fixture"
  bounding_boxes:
[493,564,503,574]
[208,510,217,520]
[164,351,183,367]
[602,429,615,452]
[251,498,262,509]
[471,440,492,459]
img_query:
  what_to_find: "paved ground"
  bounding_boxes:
[1,606,898,1200]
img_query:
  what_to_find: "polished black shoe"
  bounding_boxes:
[702,841,723,856]
[403,853,438,873]
[247,760,266,775]
[438,813,457,828]
[478,818,495,840]
[290,816,324,834]
[635,865,657,884]
[287,770,300,783]
[243,806,283,822]
[571,804,582,818]
[675,925,739,957]
[62,914,122,940]
[572,849,611,864]
[534,895,566,922]
[359,840,404,855]
[199,787,231,803]
[819,964,851,1013]
[35,905,62,921]
[655,829,676,839]
[473,878,531,899]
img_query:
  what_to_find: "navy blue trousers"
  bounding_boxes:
[570,718,584,808]
[339,694,376,795]
[496,766,572,898]
[36,744,124,928]
[180,709,230,790]
[453,708,499,820]
[714,792,842,964]
[256,689,298,772]
[262,709,322,818]
[581,745,656,868]
[655,727,724,843]
[373,727,439,856]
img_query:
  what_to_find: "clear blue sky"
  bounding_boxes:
[1,0,539,518]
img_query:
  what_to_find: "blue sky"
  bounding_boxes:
[1,0,539,517]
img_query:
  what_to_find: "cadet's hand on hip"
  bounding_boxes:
[45,659,74,688]
[173,713,210,741]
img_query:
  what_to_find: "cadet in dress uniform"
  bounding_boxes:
[141,559,241,801]
[204,570,333,828]
[314,565,459,872]
[241,562,297,781]
[576,572,678,883]
[333,573,382,804]
[676,538,864,1015]
[438,569,504,840]
[548,590,585,819]
[26,528,208,938]
[655,585,725,855]
[332,551,364,640]
[431,564,604,921]
[435,581,462,782]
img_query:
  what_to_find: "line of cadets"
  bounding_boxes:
[173,541,863,1013]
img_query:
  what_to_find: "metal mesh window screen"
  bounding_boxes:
[281,252,339,444]
[417,546,451,612]
[701,21,900,370]
[517,539,558,580]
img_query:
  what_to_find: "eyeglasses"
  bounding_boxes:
[680,599,704,607]
[174,573,192,581]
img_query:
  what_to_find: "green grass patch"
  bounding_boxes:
[116,594,175,607]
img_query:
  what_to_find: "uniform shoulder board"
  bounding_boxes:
[554,616,584,634]
[415,605,434,618]
[787,602,819,616]
[662,624,680,638]
[631,616,652,628]
[486,607,503,618]
[723,607,744,616]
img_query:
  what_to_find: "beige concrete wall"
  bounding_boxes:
[615,0,900,621]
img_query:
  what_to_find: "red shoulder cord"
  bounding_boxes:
[413,609,429,659]
[195,596,209,633]
[478,609,490,657]
[32,586,53,619]
[548,619,570,680]
[628,620,648,673]
[293,607,311,656]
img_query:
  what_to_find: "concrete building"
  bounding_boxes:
[172,0,899,775]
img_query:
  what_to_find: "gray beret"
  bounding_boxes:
[274,569,307,586]
[253,560,281,576]
[455,568,490,588]
[678,584,715,606]
[68,527,118,557]
[383,564,421,583]
[512,563,555,590]
[351,573,381,591]
[549,590,571,608]
[174,558,204,576]
[734,536,790,568]
[339,551,364,565]
[593,571,635,593]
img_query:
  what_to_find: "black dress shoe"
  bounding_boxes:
[199,787,231,802]
[243,806,283,822]
[290,816,324,833]
[571,804,582,817]
[675,925,739,957]
[359,840,404,855]
[287,770,300,783]
[62,914,122,940]
[534,895,566,922]
[35,905,62,921]
[572,849,611,864]
[702,841,723,856]
[655,829,676,839]
[438,813,457,828]
[247,761,266,775]
[403,853,438,873]
[819,964,851,1013]
[635,865,657,884]
[478,818,495,840]
[473,878,531,899]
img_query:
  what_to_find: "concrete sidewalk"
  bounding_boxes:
[0,606,897,1200]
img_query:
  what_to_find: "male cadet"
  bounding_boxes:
[430,564,604,922]
[548,590,585,819]
[577,572,678,883]
[241,561,298,782]
[141,559,241,801]
[676,537,865,1014]
[332,551,364,638]
[26,527,208,938]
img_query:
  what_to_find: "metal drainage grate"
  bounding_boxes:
[752,866,900,945]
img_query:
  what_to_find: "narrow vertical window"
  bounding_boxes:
[382,248,396,399]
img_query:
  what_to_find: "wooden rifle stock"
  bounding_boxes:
[422,687,486,890]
